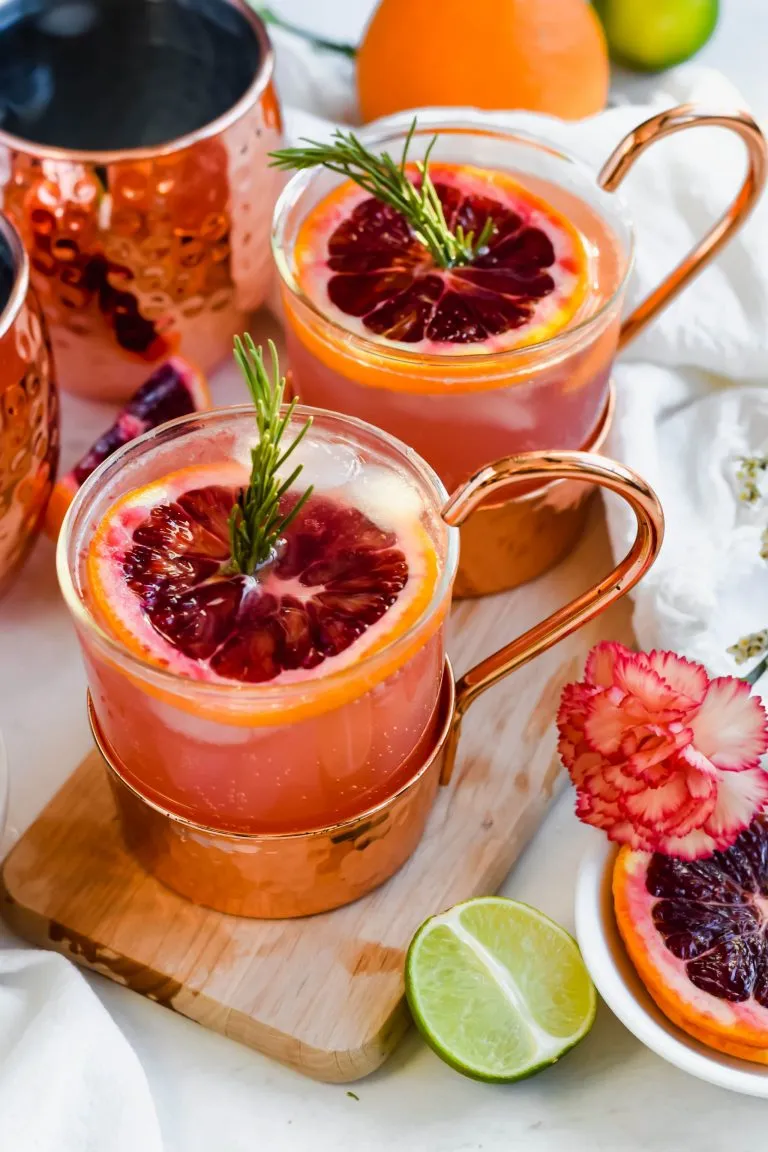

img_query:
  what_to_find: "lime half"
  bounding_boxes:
[406,897,596,1082]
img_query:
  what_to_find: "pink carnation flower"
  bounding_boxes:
[558,642,768,859]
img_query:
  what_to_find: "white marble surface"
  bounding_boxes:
[2,4,768,1149]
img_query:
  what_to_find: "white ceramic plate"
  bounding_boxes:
[575,836,768,1098]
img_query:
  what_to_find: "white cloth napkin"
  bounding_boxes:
[0,947,163,1150]
[4,20,767,1152]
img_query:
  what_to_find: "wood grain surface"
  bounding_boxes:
[1,508,632,1082]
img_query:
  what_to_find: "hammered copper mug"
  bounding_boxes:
[0,211,58,594]
[0,0,282,401]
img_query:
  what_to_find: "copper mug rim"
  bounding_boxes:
[0,0,275,165]
[0,212,30,340]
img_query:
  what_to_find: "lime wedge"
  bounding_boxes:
[405,897,596,1081]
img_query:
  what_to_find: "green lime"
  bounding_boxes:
[593,0,718,72]
[405,897,596,1082]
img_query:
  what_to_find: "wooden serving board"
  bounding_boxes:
[1,510,631,1083]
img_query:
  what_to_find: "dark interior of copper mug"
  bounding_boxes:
[0,222,14,316]
[0,0,261,150]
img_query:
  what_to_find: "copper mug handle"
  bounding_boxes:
[598,104,767,351]
[438,451,664,784]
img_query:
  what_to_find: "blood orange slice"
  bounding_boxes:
[87,464,438,690]
[294,163,591,353]
[614,819,768,1062]
[46,358,210,536]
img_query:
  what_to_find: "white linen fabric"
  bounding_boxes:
[2,19,766,1152]
[0,948,163,1150]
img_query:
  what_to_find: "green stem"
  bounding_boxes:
[270,120,497,270]
[744,652,768,687]
[227,336,313,576]
[255,6,357,58]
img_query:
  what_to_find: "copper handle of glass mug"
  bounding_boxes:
[598,104,767,351]
[438,451,664,785]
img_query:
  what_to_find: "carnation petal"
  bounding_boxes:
[566,749,604,789]
[683,762,717,798]
[655,827,720,860]
[582,689,629,754]
[614,656,690,716]
[621,774,699,824]
[703,767,768,842]
[603,761,648,795]
[575,795,651,849]
[660,786,717,839]
[623,725,692,775]
[646,650,709,704]
[575,785,621,822]
[604,818,655,852]
[584,642,634,688]
[557,681,594,718]
[691,678,768,771]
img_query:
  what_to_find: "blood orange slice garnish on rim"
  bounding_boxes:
[614,818,768,1063]
[294,163,591,353]
[87,463,438,688]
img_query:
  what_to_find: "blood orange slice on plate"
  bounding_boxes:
[614,819,768,1063]
[294,163,591,353]
[87,465,438,691]
[46,358,210,536]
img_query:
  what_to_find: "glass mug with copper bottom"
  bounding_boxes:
[274,106,765,495]
[58,405,663,917]
[0,0,281,400]
[0,211,58,594]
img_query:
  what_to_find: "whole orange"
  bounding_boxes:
[357,0,610,123]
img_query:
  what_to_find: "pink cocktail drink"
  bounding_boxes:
[58,407,456,835]
[273,117,631,493]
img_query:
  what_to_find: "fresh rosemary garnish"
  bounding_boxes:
[228,336,313,576]
[270,119,495,270]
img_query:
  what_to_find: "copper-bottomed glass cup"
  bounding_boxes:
[0,0,282,400]
[275,106,765,488]
[274,106,765,595]
[0,210,58,594]
[59,406,664,917]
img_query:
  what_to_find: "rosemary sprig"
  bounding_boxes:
[270,119,495,269]
[228,336,313,575]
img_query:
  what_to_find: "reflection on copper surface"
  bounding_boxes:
[0,3,282,401]
[441,447,664,785]
[0,215,58,594]
[88,668,455,919]
[454,386,614,598]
